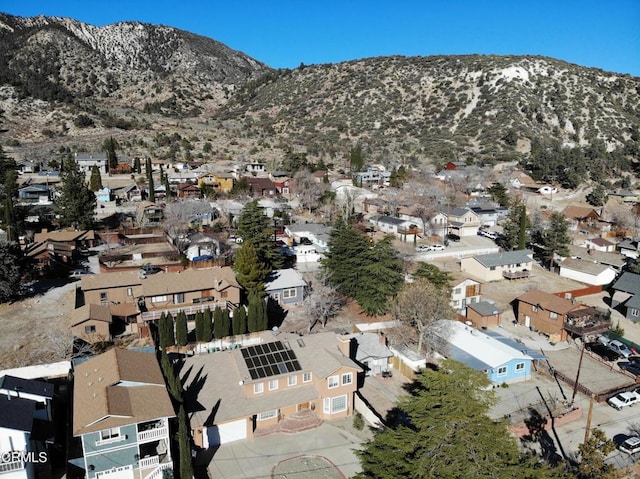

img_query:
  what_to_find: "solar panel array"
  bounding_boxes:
[241,341,302,380]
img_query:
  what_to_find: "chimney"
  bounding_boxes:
[336,334,355,359]
[379,332,387,347]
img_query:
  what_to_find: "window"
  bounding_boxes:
[631,309,639,317]
[532,305,538,313]
[97,427,122,445]
[269,379,279,391]
[100,292,107,303]
[550,312,558,320]
[515,362,525,372]
[174,293,185,304]
[323,395,348,414]
[288,375,297,387]
[497,366,507,376]
[489,266,496,271]
[341,372,353,386]
[328,375,339,389]
[283,288,297,299]
[258,409,278,421]
[221,291,228,298]
[127,288,133,297]
[453,300,460,307]
[253,382,264,394]
[453,288,462,295]
[85,325,96,334]
[303,372,312,383]
[151,295,167,304]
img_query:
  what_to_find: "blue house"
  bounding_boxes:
[611,272,640,321]
[72,349,175,479]
[264,269,307,305]
[436,320,544,384]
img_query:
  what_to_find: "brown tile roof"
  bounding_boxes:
[516,290,578,315]
[71,304,112,327]
[142,267,239,296]
[73,348,174,436]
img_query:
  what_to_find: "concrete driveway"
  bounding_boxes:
[202,419,368,479]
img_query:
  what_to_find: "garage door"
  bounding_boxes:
[206,419,247,447]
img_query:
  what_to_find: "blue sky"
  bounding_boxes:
[1,1,639,76]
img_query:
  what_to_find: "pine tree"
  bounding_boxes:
[194,311,204,342]
[0,242,22,303]
[237,199,283,271]
[355,235,404,315]
[540,212,571,270]
[232,306,247,336]
[177,405,193,479]
[134,157,141,174]
[89,164,103,191]
[233,243,270,292]
[176,310,188,346]
[55,157,96,229]
[203,308,213,342]
[146,158,155,203]
[213,306,225,339]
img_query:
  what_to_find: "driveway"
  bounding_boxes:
[202,419,369,479]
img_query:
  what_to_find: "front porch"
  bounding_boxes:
[253,409,323,438]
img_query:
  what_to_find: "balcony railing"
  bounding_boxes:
[141,301,229,321]
[137,426,168,443]
[139,456,160,469]
[503,270,530,280]
[145,463,173,479]
[564,320,611,336]
[0,456,25,474]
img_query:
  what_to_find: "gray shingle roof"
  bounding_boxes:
[613,272,640,295]
[473,249,533,268]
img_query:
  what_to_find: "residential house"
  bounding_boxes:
[264,269,307,306]
[461,249,533,282]
[509,170,536,189]
[467,201,508,227]
[445,207,481,237]
[608,189,640,203]
[71,304,116,344]
[184,234,221,262]
[445,161,467,170]
[0,395,38,479]
[567,245,627,272]
[73,349,175,479]
[369,215,420,242]
[121,184,144,202]
[74,153,108,174]
[618,239,640,259]
[353,166,390,188]
[516,290,610,342]
[198,172,234,194]
[244,162,266,175]
[538,186,558,195]
[80,267,242,324]
[271,176,293,197]
[18,185,51,205]
[181,331,362,447]
[177,183,201,199]
[95,187,113,203]
[0,376,54,422]
[428,212,449,238]
[136,202,164,227]
[167,170,198,185]
[435,320,538,384]
[611,272,640,322]
[558,258,617,286]
[449,276,482,312]
[284,223,332,252]
[31,229,96,266]
[245,177,277,197]
[582,237,616,253]
[466,301,503,328]
[340,332,393,376]
[562,206,601,232]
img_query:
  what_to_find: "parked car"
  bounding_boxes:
[619,436,640,454]
[69,269,93,279]
[608,391,640,411]
[627,356,640,364]
[479,230,499,240]
[607,340,634,358]
[141,264,162,274]
[585,342,621,362]
[416,244,445,252]
[446,233,461,242]
[618,361,640,376]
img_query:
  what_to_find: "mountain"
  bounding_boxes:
[1,13,639,175]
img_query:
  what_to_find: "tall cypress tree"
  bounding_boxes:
[221,309,231,338]
[203,308,213,342]
[247,290,268,332]
[176,310,188,346]
[3,169,18,242]
[213,306,224,339]
[177,405,193,479]
[232,306,247,336]
[89,164,103,191]
[103,137,118,172]
[133,157,141,174]
[146,158,155,203]
[194,311,204,342]
[158,312,167,349]
[165,312,175,346]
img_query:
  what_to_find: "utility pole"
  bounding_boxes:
[571,343,586,405]
[584,394,595,443]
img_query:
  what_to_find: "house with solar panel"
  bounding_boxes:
[435,320,544,384]
[181,331,362,447]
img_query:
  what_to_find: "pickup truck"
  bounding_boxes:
[608,391,640,411]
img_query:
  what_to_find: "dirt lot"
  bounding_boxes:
[0,279,77,368]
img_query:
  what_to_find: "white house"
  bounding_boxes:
[0,395,38,479]
[75,153,108,174]
[558,258,618,286]
[450,277,482,312]
[369,215,419,242]
[461,249,534,282]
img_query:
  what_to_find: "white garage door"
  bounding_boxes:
[206,419,247,446]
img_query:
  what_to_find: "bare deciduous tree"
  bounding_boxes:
[293,169,327,213]
[390,279,456,354]
[163,199,215,251]
[303,273,345,332]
